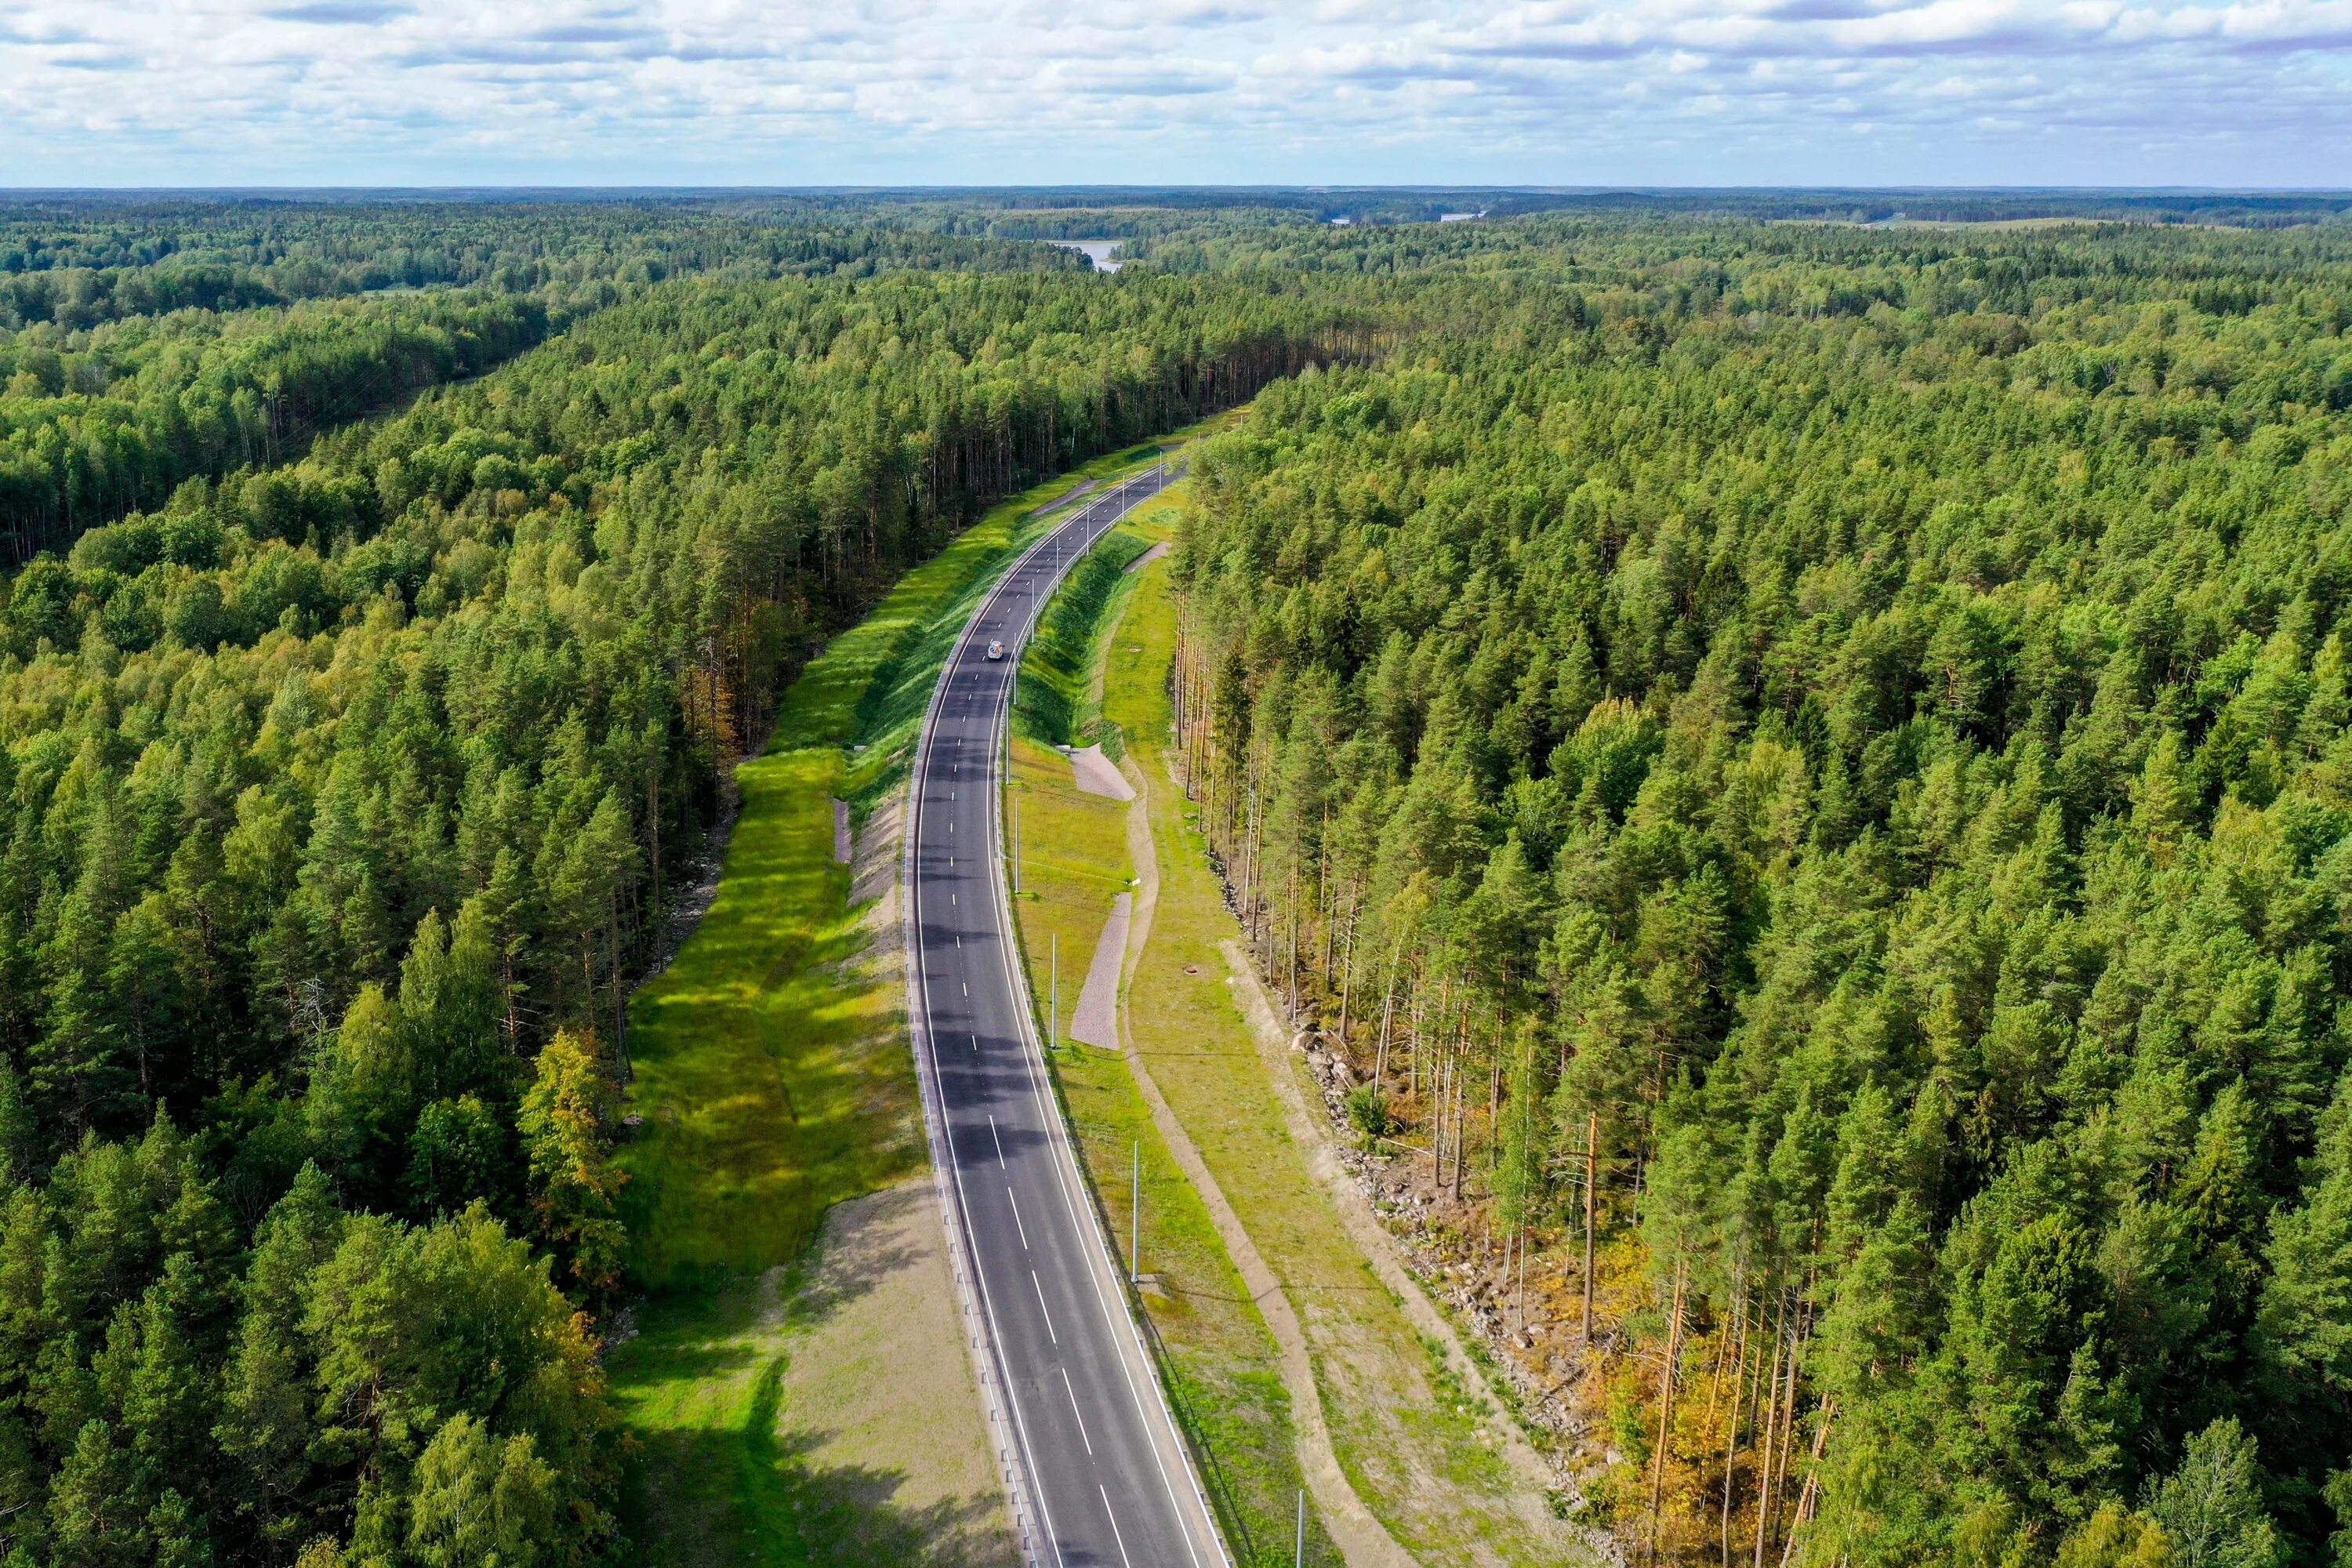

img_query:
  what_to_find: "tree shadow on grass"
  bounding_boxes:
[739,1359,1010,1568]
[624,1346,1011,1568]
[619,1186,998,1568]
[789,1185,921,1332]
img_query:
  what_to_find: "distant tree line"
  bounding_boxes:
[0,202,1089,330]
[0,220,1098,564]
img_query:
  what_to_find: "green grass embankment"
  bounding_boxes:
[620,441,1174,1289]
[1012,528,1154,751]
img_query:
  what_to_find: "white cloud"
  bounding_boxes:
[0,0,2343,184]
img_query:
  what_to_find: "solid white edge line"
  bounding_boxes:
[903,468,1178,1568]
[908,522,1091,1568]
[983,468,1225,1568]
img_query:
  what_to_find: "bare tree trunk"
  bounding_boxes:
[1451,995,1472,1201]
[1720,1286,1752,1568]
[1581,1110,1600,1341]
[1768,1314,1806,1555]
[1699,1310,1731,1459]
[1337,895,1360,1048]
[1374,939,1401,1087]
[1751,1298,1786,1568]
[1452,1046,1468,1200]
[1432,1050,1449,1184]
[647,768,662,902]
[1776,1399,1836,1568]
[1487,1054,1501,1179]
[1516,1222,1529,1330]
[1287,862,1300,1018]
[1648,1260,1688,1565]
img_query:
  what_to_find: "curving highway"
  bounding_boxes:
[902,463,1227,1568]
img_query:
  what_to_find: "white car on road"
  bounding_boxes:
[985,639,1005,660]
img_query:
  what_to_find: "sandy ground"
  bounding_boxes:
[851,793,901,909]
[775,1178,1021,1568]
[786,788,1016,1566]
[1126,541,1171,572]
[1033,477,1098,514]
[1071,892,1131,1049]
[1067,744,1134,800]
[833,797,853,865]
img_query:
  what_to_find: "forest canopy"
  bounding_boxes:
[1174,213,2352,1566]
[0,219,1352,1565]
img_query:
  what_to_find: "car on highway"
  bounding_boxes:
[985,639,1005,660]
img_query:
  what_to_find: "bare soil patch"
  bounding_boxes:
[775,1179,1020,1568]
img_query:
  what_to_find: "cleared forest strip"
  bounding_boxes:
[617,435,1209,1286]
[1003,491,1338,1564]
[1006,732,1335,1566]
[1114,725,1414,1568]
[609,437,1200,1566]
[1104,549,1596,1568]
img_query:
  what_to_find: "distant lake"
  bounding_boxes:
[1052,240,1124,273]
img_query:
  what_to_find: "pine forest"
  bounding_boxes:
[0,189,2347,1568]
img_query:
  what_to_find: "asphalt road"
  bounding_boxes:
[906,464,1225,1568]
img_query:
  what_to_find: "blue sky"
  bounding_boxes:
[3,1,2349,188]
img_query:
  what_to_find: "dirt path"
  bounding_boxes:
[1116,755,1415,1568]
[1071,891,1131,1050]
[1033,477,1098,514]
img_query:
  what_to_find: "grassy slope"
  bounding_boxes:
[1005,503,1333,1567]
[607,434,1202,1566]
[1105,534,1581,1566]
[1011,527,1154,751]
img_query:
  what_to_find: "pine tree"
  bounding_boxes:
[2148,1417,2282,1568]
[516,1031,625,1301]
[46,1418,141,1568]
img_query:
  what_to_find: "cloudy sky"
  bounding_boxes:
[2,0,2348,188]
